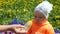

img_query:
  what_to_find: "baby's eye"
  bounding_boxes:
[34,16,37,18]
[34,16,36,17]
[39,17,42,19]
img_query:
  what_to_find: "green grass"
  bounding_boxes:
[0,0,60,30]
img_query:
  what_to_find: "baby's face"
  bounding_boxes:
[34,11,46,23]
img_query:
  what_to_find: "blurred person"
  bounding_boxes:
[27,1,55,34]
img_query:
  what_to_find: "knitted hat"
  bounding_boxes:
[35,1,53,19]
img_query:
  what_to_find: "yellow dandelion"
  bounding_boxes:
[17,9,21,13]
[24,0,26,3]
[56,20,60,25]
[0,8,3,12]
[0,1,2,5]
[0,0,2,3]
[7,9,12,14]
[3,2,8,5]
[55,16,60,18]
[32,0,34,2]
[18,0,21,2]
[24,9,28,12]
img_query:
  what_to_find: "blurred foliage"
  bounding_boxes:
[0,0,60,30]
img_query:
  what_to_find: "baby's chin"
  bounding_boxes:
[37,21,42,24]
[36,20,43,23]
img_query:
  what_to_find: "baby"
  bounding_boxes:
[27,1,55,34]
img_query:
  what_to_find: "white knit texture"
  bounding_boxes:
[35,1,53,19]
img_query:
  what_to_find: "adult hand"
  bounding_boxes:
[9,24,26,34]
[15,28,27,34]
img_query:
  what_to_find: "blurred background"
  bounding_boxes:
[0,0,60,31]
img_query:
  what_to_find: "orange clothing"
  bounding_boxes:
[27,20,55,34]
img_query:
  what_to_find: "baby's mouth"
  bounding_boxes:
[37,19,43,23]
